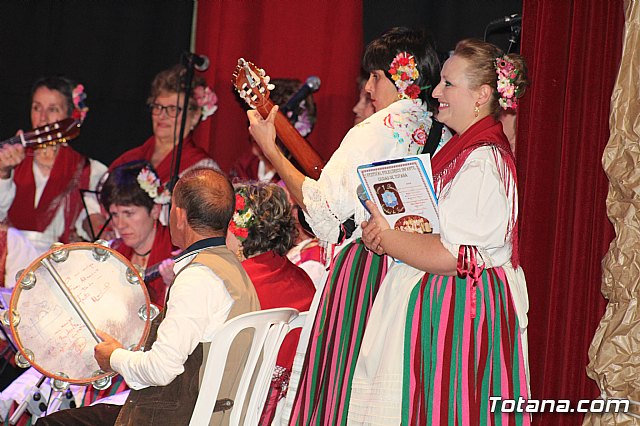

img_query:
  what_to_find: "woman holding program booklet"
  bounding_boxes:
[353,38,531,425]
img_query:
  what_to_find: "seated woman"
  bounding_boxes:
[99,160,177,308]
[226,182,316,423]
[109,64,219,186]
[0,161,178,422]
[0,76,107,254]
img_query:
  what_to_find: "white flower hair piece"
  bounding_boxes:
[137,166,171,204]
[194,86,218,121]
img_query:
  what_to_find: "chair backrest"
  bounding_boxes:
[189,307,300,426]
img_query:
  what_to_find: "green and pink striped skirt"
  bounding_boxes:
[289,240,387,426]
[403,266,530,426]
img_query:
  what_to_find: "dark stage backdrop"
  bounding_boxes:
[364,0,523,56]
[0,0,193,166]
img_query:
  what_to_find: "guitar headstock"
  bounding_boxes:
[22,118,82,149]
[232,58,275,109]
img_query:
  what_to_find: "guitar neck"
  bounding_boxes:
[144,263,161,282]
[0,135,23,148]
[256,100,324,180]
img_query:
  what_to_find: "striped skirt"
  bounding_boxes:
[404,267,530,426]
[289,240,388,426]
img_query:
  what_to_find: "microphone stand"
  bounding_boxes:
[167,53,198,192]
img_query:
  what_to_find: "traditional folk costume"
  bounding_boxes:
[38,238,260,426]
[109,135,218,187]
[286,99,451,425]
[110,223,176,308]
[286,238,325,289]
[0,146,107,254]
[241,251,315,424]
[0,224,38,288]
[348,117,530,425]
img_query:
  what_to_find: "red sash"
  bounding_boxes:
[111,224,176,307]
[431,117,519,267]
[7,146,91,243]
[0,223,7,286]
[109,135,212,185]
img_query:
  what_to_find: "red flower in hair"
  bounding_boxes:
[404,84,421,99]
[235,193,245,211]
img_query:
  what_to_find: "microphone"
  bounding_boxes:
[487,13,521,28]
[183,52,210,72]
[281,76,321,113]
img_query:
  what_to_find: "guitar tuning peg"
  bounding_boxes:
[264,76,270,84]
[259,68,266,77]
[267,84,275,91]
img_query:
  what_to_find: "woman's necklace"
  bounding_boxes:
[134,248,152,257]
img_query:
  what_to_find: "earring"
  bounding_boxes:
[235,246,246,262]
[474,102,480,118]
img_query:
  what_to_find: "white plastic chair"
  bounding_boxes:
[269,311,308,425]
[190,307,300,426]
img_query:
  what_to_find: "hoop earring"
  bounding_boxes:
[474,102,480,118]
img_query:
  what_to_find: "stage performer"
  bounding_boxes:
[248,27,451,425]
[0,76,107,254]
[99,160,177,308]
[39,168,260,426]
[226,181,315,424]
[354,38,530,425]
[109,64,219,186]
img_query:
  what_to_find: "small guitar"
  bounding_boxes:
[233,58,325,180]
[0,118,81,150]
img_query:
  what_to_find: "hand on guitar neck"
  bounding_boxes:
[233,59,325,181]
[0,143,25,179]
[235,59,326,209]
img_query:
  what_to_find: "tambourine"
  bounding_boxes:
[0,241,158,391]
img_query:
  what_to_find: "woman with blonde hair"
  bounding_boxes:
[354,38,530,424]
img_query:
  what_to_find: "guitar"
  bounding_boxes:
[233,58,325,180]
[0,118,82,149]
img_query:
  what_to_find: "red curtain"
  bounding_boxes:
[194,0,363,173]
[517,0,623,423]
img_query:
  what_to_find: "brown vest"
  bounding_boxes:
[115,246,260,426]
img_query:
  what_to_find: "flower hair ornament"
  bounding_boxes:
[286,100,313,137]
[137,166,171,204]
[72,84,89,122]
[388,52,426,100]
[193,85,218,121]
[229,189,255,242]
[495,56,521,110]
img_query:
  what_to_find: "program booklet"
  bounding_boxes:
[357,154,439,234]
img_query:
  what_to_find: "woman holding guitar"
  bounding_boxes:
[99,160,177,308]
[0,76,107,254]
[247,27,451,425]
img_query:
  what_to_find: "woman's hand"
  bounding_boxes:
[361,200,390,255]
[0,142,26,179]
[247,105,279,160]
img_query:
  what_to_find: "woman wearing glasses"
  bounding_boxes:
[109,64,219,186]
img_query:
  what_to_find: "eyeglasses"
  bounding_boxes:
[148,103,182,118]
